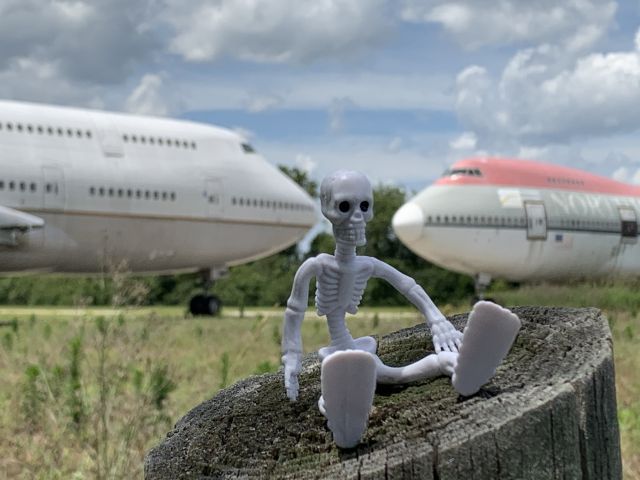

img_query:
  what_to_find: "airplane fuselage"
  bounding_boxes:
[0,100,316,275]
[393,157,640,283]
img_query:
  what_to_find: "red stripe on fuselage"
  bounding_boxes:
[435,157,640,197]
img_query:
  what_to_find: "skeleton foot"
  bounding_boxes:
[320,350,377,448]
[452,301,521,396]
[354,335,377,353]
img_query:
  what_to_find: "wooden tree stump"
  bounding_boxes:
[145,307,622,479]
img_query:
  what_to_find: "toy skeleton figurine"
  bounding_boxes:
[282,170,520,448]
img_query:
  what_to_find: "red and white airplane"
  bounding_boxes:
[392,157,640,296]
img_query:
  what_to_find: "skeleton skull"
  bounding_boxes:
[320,170,373,246]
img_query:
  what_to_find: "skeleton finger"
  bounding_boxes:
[286,377,299,401]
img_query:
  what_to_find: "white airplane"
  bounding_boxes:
[0,100,317,314]
[392,157,640,297]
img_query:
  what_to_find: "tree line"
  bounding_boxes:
[0,167,473,307]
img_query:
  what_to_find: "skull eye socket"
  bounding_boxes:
[338,201,350,213]
[360,201,369,212]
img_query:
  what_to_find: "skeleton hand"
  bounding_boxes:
[430,319,463,353]
[282,351,302,401]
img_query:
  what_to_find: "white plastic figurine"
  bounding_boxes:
[282,170,521,448]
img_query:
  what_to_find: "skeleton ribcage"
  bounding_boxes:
[315,262,370,316]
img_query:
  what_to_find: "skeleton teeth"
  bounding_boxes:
[335,226,366,244]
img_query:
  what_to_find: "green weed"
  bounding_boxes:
[254,361,277,375]
[43,322,52,340]
[21,364,45,429]
[2,332,12,351]
[67,336,85,428]
[219,352,230,389]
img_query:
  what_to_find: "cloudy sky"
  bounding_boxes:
[2,0,640,191]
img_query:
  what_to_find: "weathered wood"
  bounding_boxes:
[145,307,622,479]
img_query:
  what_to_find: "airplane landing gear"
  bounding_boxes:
[472,272,493,304]
[189,267,227,316]
[189,294,222,316]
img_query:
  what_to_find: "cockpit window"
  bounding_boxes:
[241,143,256,154]
[441,168,482,177]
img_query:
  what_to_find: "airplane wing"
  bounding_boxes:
[0,205,44,246]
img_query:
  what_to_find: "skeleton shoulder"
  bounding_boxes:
[367,257,416,290]
[365,256,394,273]
[313,253,337,274]
[293,256,320,282]
[355,256,376,275]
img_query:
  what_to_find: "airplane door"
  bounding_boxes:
[205,178,224,218]
[619,206,637,244]
[42,166,66,210]
[92,114,124,158]
[524,201,547,240]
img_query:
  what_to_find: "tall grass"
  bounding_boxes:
[0,263,179,479]
[490,279,640,313]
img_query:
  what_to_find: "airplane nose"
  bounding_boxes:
[392,202,424,244]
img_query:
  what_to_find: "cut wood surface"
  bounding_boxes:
[145,307,622,479]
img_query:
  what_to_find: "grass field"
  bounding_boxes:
[0,285,637,479]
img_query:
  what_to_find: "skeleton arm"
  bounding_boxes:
[281,257,318,401]
[370,258,462,352]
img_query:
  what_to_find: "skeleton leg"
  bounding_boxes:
[452,301,521,396]
[318,311,358,359]
[374,352,457,384]
[320,350,377,448]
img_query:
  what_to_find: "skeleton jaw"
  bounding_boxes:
[334,224,367,246]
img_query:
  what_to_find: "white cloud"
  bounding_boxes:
[612,166,632,182]
[401,0,616,51]
[295,154,317,174]
[0,0,159,107]
[163,0,391,64]
[328,97,355,133]
[178,72,453,111]
[125,74,168,116]
[455,28,640,151]
[612,166,640,185]
[0,56,103,106]
[259,132,459,191]
[244,93,284,113]
[387,136,403,153]
[449,131,477,150]
[0,0,157,85]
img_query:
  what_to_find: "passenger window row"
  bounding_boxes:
[0,179,60,195]
[231,196,313,211]
[554,218,617,229]
[0,120,199,151]
[427,214,619,231]
[89,186,176,202]
[122,134,196,150]
[0,121,92,139]
[428,215,526,226]
[0,180,38,193]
